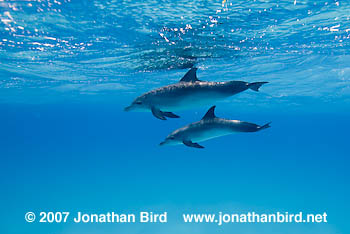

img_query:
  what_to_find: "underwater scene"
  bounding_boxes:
[1,0,349,233]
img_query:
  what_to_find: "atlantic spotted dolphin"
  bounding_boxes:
[160,106,271,148]
[124,68,268,120]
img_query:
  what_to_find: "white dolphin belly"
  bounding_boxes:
[185,127,234,143]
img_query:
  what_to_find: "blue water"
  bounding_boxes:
[1,0,349,234]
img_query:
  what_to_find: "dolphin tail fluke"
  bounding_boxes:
[248,82,268,92]
[258,122,271,131]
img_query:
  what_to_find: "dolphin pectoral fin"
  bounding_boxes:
[183,140,204,149]
[162,112,180,118]
[151,107,180,120]
[151,107,167,120]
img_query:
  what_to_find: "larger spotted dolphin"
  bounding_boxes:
[124,68,268,120]
[160,106,271,148]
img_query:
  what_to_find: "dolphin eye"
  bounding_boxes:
[135,101,142,105]
[169,136,175,140]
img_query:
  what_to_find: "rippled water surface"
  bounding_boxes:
[1,0,350,106]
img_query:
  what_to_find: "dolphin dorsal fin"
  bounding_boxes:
[180,68,199,82]
[202,106,217,120]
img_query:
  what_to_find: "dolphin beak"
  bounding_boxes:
[124,106,132,112]
[159,141,166,146]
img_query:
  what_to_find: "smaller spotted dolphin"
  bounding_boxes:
[160,106,271,148]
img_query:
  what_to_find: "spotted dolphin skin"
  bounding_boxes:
[160,106,271,148]
[124,68,268,120]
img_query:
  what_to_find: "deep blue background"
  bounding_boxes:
[1,101,349,234]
